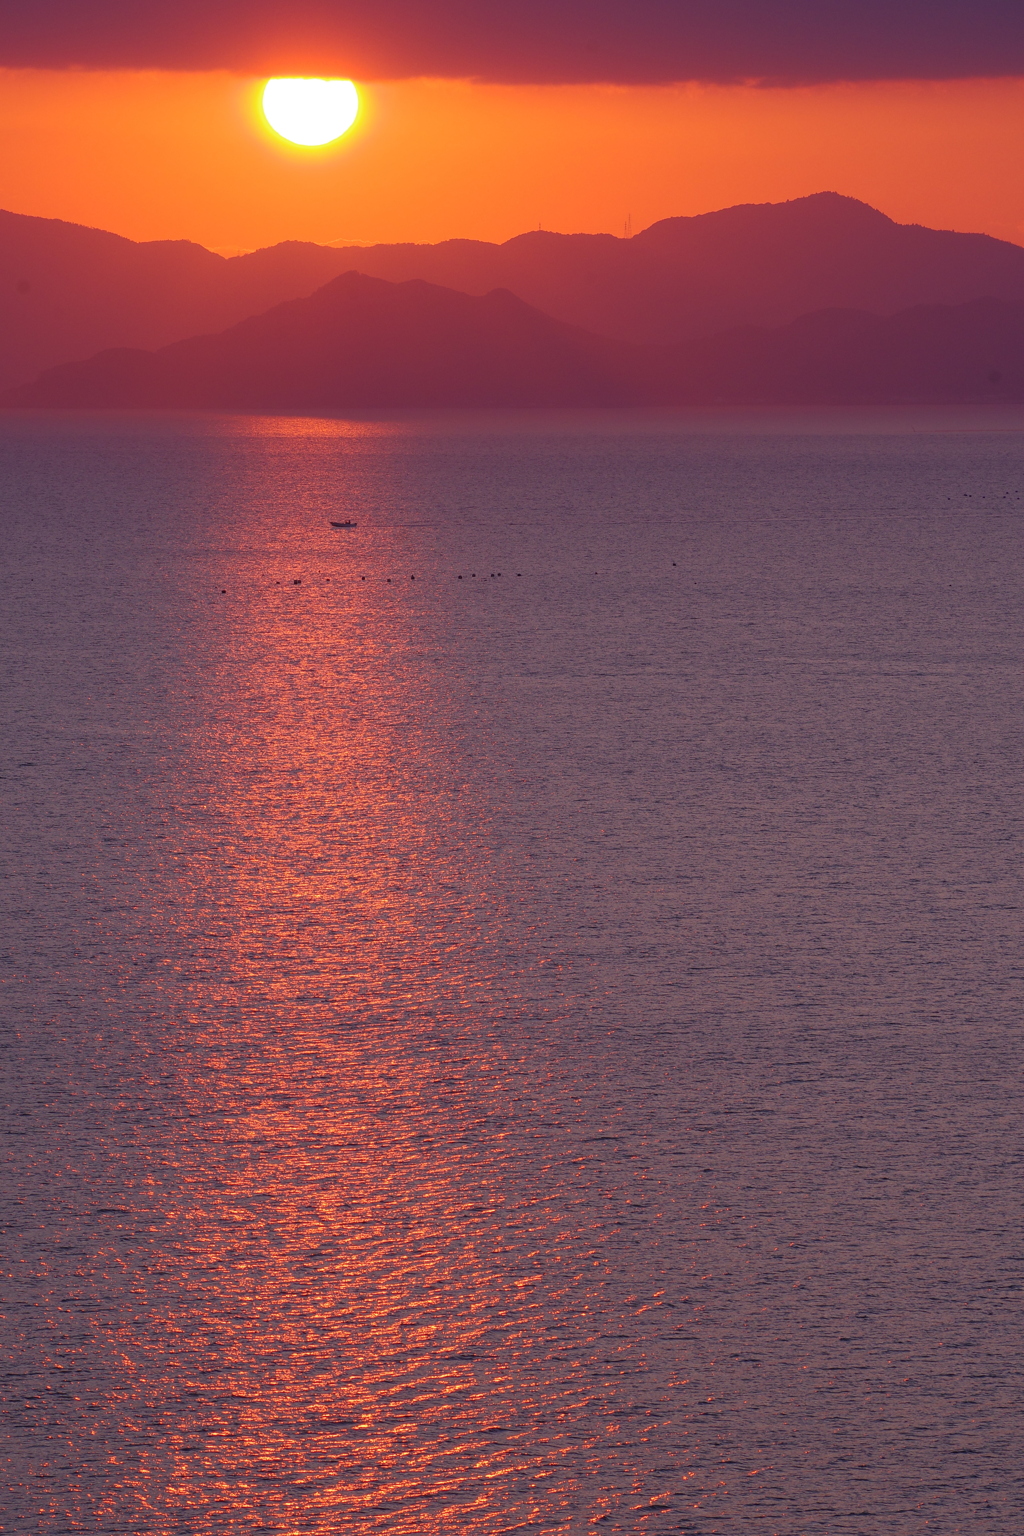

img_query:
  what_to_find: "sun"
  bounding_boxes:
[262,79,359,146]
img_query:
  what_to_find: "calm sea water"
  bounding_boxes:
[2,408,1023,1535]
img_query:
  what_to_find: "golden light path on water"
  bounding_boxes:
[133,541,637,1527]
[3,411,1022,1533]
[42,421,695,1531]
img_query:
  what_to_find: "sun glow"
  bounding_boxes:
[262,78,359,146]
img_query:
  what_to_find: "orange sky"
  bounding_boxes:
[3,68,1024,252]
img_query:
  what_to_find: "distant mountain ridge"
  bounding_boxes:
[325,195,1024,348]
[6,193,1024,390]
[7,271,1024,409]
[3,275,651,408]
[0,210,364,391]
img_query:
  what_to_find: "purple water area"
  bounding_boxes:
[2,407,1022,1533]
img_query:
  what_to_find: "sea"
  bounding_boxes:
[2,407,1022,1535]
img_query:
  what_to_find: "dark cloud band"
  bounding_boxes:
[0,0,1021,84]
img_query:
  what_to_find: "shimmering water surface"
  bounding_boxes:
[3,408,1023,1534]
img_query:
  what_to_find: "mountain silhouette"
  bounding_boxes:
[6,193,1024,389]
[674,297,1024,403]
[320,194,1024,348]
[6,273,1024,409]
[0,209,364,392]
[3,273,655,408]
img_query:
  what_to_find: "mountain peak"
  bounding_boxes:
[636,192,897,247]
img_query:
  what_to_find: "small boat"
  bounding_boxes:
[330,520,358,528]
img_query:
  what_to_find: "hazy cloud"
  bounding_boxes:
[0,0,1021,84]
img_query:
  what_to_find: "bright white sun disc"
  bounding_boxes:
[262,78,358,146]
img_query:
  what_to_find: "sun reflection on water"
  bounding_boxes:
[95,531,674,1531]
